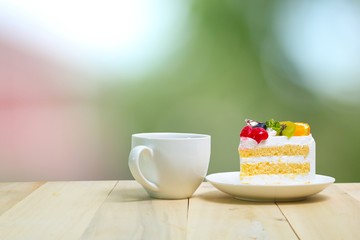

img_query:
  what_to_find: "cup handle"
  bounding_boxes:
[128,146,159,192]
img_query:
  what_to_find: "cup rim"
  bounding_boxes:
[132,132,210,140]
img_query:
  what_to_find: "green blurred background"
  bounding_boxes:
[0,0,359,182]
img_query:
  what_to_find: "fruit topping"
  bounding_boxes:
[294,122,310,136]
[253,122,267,130]
[249,127,269,143]
[265,119,281,132]
[251,118,311,138]
[240,121,269,143]
[242,118,310,142]
[245,119,260,127]
[240,125,253,137]
[279,121,296,138]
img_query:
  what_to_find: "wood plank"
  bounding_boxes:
[0,181,117,240]
[336,183,360,201]
[277,184,360,240]
[186,182,298,240]
[0,182,44,216]
[81,181,188,240]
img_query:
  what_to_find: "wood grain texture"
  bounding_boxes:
[81,181,188,240]
[277,184,360,240]
[336,183,360,201]
[0,181,117,240]
[186,182,298,240]
[0,182,44,216]
[0,181,359,240]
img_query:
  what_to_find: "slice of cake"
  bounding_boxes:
[238,119,315,184]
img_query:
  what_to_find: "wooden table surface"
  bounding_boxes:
[0,181,359,240]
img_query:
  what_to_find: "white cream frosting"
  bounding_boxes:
[267,128,277,137]
[240,134,315,149]
[239,134,316,184]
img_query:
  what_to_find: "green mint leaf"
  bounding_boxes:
[266,119,282,134]
[265,120,270,127]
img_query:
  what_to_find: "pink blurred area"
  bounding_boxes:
[0,38,108,181]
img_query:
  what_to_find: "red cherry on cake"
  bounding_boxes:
[240,125,252,137]
[249,127,269,143]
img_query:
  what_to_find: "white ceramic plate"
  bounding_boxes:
[205,172,335,202]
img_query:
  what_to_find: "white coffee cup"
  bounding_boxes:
[128,132,211,199]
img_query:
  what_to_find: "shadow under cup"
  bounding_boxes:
[128,133,211,199]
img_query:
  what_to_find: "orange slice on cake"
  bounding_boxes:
[294,122,310,136]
